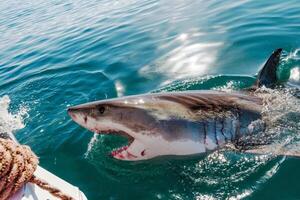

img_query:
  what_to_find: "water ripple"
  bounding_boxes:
[1,0,300,199]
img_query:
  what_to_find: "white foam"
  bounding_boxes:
[282,48,300,62]
[256,87,300,121]
[84,133,99,158]
[253,88,300,155]
[289,67,300,84]
[115,80,125,97]
[0,95,28,136]
[212,80,238,92]
[196,194,216,200]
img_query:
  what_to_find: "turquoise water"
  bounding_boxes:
[1,0,300,199]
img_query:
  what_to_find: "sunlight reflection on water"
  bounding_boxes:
[140,31,222,85]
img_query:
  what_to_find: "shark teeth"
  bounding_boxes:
[110,140,138,160]
[110,145,128,157]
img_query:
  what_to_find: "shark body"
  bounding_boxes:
[68,49,282,161]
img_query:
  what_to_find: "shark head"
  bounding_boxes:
[67,93,196,161]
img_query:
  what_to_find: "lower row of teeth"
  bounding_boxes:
[110,145,128,156]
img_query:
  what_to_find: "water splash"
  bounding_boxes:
[212,80,239,92]
[84,133,99,158]
[279,49,300,83]
[253,87,300,155]
[282,48,300,62]
[289,67,300,85]
[0,95,28,135]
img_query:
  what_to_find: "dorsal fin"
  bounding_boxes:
[254,48,282,88]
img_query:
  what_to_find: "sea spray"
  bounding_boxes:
[84,133,99,158]
[0,95,28,136]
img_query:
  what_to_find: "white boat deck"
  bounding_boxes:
[10,166,88,200]
[6,133,88,200]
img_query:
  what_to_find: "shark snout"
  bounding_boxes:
[67,106,89,128]
[67,107,79,120]
[67,103,111,133]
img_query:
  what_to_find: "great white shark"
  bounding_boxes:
[68,48,285,161]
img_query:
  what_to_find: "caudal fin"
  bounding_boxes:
[254,48,282,88]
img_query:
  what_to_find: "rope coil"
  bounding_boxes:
[0,138,74,200]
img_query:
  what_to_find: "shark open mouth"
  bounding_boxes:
[110,133,136,159]
[67,110,141,160]
[92,128,137,160]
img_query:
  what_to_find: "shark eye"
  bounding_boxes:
[98,106,106,114]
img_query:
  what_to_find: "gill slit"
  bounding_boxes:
[214,120,219,145]
[203,121,207,145]
[221,119,227,142]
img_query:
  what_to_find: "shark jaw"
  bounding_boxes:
[68,107,154,161]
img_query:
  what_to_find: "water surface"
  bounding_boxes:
[1,0,300,199]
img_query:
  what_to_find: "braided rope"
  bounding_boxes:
[30,176,74,200]
[0,138,75,200]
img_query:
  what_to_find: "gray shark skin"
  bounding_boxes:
[67,49,282,161]
[68,91,264,160]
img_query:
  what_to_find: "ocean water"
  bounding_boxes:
[1,0,300,199]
